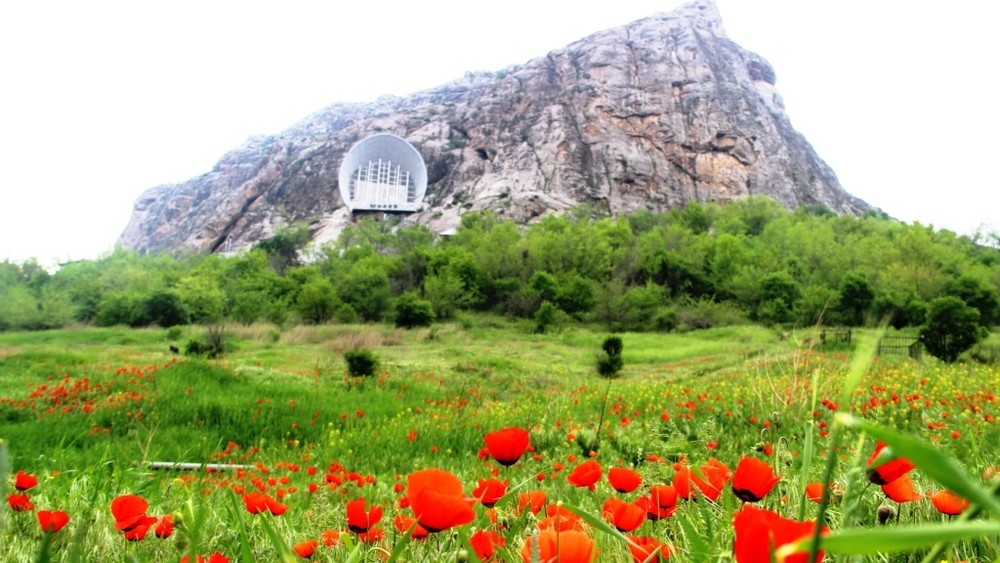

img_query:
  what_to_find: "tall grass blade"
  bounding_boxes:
[34,531,53,563]
[797,368,820,521]
[385,520,414,563]
[677,508,710,561]
[919,480,1000,563]
[225,491,256,563]
[562,502,630,544]
[256,513,297,562]
[0,440,8,537]
[342,534,363,563]
[808,325,882,561]
[837,413,1000,518]
[782,521,1000,556]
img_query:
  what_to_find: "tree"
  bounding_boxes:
[0,285,40,330]
[919,296,987,363]
[337,258,393,322]
[295,278,340,324]
[946,275,1000,327]
[175,272,226,324]
[837,273,875,326]
[755,271,799,325]
[254,223,311,274]
[143,290,189,328]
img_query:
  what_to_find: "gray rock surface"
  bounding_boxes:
[118,0,869,254]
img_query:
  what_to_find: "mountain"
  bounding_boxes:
[118,0,869,255]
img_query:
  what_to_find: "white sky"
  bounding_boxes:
[1,1,998,266]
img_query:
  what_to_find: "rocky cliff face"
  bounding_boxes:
[119,0,869,254]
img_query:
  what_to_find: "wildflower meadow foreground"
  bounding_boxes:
[1,324,998,561]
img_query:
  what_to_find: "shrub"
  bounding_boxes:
[184,325,227,359]
[393,292,435,329]
[596,335,624,378]
[653,307,680,332]
[344,348,379,377]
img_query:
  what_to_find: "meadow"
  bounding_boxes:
[1,319,998,562]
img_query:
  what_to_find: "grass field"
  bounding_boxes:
[1,319,998,561]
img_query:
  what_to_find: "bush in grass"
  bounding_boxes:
[534,300,559,334]
[184,325,227,359]
[344,348,379,377]
[393,292,435,329]
[596,335,624,378]
[653,307,680,332]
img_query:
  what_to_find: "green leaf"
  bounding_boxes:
[226,491,256,563]
[677,507,710,561]
[780,521,1000,556]
[385,520,415,563]
[837,413,1000,518]
[256,512,297,563]
[561,502,630,544]
[342,535,363,563]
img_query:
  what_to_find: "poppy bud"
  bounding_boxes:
[877,504,896,525]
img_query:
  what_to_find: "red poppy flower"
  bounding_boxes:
[602,498,646,533]
[242,492,287,516]
[473,478,508,508]
[180,553,229,563]
[733,504,826,563]
[110,494,157,538]
[406,468,475,533]
[650,484,678,510]
[672,466,700,500]
[567,460,602,490]
[930,490,969,515]
[866,441,916,485]
[484,426,531,466]
[517,490,547,515]
[15,470,38,491]
[154,514,175,538]
[636,495,677,520]
[637,484,679,520]
[319,529,341,547]
[7,493,33,512]
[881,474,922,503]
[393,514,429,540]
[732,457,781,503]
[699,458,732,501]
[626,535,672,562]
[346,498,383,533]
[520,529,597,563]
[470,529,506,561]
[293,539,318,558]
[608,467,642,494]
[37,509,69,532]
[538,505,586,532]
[357,528,385,544]
[111,494,148,530]
[803,482,825,504]
[123,521,156,541]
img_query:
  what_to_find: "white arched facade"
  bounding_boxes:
[338,133,427,212]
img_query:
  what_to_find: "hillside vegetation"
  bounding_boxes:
[3,199,998,360]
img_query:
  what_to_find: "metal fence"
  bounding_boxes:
[877,335,922,360]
